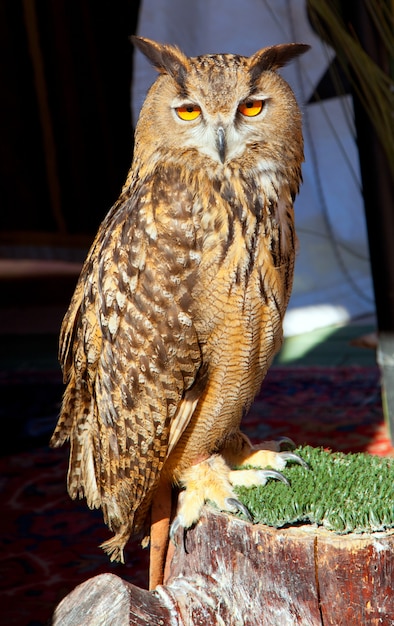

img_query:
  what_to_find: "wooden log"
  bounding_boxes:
[52,508,394,625]
[52,572,173,626]
[165,509,394,625]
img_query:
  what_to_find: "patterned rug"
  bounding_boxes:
[1,366,393,626]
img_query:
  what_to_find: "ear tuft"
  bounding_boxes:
[248,43,310,84]
[131,36,190,89]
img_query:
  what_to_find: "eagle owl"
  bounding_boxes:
[51,36,310,588]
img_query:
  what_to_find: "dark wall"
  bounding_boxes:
[0,1,140,251]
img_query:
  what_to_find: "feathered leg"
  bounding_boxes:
[149,478,172,589]
[170,434,308,538]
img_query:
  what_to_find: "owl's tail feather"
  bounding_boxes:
[100,480,174,587]
[50,385,77,447]
[100,531,129,564]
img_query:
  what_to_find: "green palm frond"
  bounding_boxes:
[307,0,394,176]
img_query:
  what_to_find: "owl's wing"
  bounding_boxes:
[51,180,203,544]
[58,200,123,386]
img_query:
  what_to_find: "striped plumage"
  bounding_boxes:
[50,37,309,587]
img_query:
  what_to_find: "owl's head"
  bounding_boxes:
[132,37,310,170]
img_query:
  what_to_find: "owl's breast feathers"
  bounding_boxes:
[50,162,297,551]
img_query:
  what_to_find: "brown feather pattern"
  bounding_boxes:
[50,37,309,562]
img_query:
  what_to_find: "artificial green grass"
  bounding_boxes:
[235,445,394,534]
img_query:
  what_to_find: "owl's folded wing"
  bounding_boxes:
[51,186,203,539]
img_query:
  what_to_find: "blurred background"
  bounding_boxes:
[0,1,139,338]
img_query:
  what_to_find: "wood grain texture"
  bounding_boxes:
[52,573,172,626]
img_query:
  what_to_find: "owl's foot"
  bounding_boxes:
[170,451,301,544]
[170,455,250,541]
[223,434,309,474]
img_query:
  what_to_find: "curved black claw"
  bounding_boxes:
[226,497,253,522]
[279,451,310,470]
[169,516,190,553]
[260,469,290,486]
[276,437,296,451]
[169,515,182,547]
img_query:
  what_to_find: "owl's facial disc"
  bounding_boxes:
[171,89,270,165]
[171,93,268,164]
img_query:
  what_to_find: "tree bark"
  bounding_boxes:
[52,508,394,625]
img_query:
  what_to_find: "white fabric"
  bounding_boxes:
[131,0,376,336]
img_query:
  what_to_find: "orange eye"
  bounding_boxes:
[238,100,264,117]
[176,104,201,121]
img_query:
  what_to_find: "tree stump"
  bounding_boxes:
[52,508,394,625]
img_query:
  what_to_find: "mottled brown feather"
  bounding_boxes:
[51,37,308,562]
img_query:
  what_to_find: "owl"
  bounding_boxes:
[51,36,310,589]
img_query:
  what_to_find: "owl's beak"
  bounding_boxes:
[216,126,226,164]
